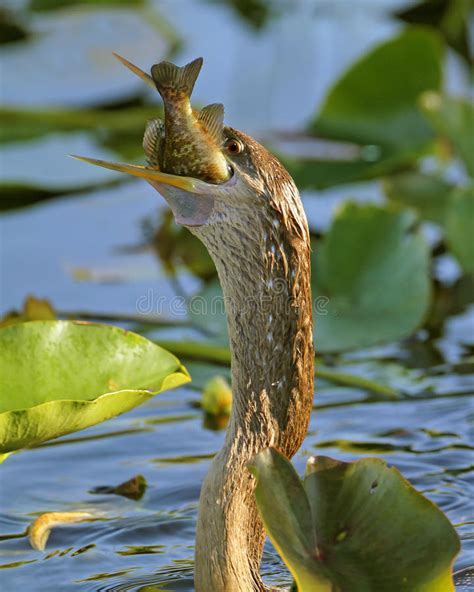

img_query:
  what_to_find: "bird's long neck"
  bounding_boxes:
[192,189,314,591]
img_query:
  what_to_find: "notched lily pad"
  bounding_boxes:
[0,321,190,455]
[249,448,460,592]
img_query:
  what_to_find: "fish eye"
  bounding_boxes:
[224,138,244,155]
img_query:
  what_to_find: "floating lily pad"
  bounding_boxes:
[0,321,190,454]
[311,29,442,153]
[445,185,474,274]
[313,202,431,352]
[249,448,460,592]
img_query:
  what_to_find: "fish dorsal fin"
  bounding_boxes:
[151,57,203,98]
[143,118,164,166]
[199,103,225,141]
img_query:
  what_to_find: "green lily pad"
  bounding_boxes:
[0,321,190,454]
[313,202,431,352]
[419,92,474,177]
[311,28,442,153]
[445,185,474,274]
[383,171,454,224]
[249,448,460,592]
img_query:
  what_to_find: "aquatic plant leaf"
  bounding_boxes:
[419,92,474,177]
[201,376,232,415]
[0,106,161,145]
[395,0,472,64]
[28,511,95,551]
[383,171,455,224]
[445,185,474,274]
[250,448,460,592]
[311,29,443,153]
[0,295,56,327]
[248,449,330,592]
[0,321,190,454]
[313,202,431,352]
[29,0,145,10]
[89,474,147,500]
[282,152,418,191]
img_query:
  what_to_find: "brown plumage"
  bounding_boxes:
[192,128,314,591]
[73,56,314,592]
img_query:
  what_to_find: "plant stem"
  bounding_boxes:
[154,340,398,397]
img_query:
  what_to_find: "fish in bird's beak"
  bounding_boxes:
[72,54,234,226]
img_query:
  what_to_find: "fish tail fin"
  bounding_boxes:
[151,57,203,98]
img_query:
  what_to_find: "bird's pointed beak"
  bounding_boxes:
[70,155,202,192]
[70,155,215,226]
[112,52,156,90]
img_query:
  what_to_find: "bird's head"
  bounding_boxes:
[73,125,289,230]
[72,55,298,234]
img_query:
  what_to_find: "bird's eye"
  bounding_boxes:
[224,138,244,155]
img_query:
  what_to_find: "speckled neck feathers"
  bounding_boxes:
[193,132,314,592]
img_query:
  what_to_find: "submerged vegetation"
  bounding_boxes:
[0,0,472,590]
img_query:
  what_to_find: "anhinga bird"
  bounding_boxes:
[74,56,314,592]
